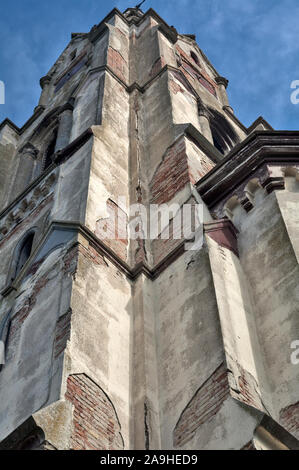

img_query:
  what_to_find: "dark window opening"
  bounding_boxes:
[211,129,227,154]
[70,49,77,61]
[14,233,34,279]
[43,129,58,170]
[190,51,199,65]
[18,433,42,450]
[208,108,238,155]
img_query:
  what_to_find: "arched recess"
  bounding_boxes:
[31,118,59,180]
[224,195,240,220]
[244,178,264,207]
[9,109,61,202]
[8,228,36,283]
[208,108,239,155]
[41,127,59,172]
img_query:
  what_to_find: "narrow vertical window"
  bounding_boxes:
[14,232,35,279]
[0,311,11,371]
[190,51,200,65]
[43,129,58,170]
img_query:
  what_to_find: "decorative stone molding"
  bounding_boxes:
[19,143,38,160]
[261,176,285,194]
[38,75,51,108]
[40,75,51,89]
[54,49,89,93]
[197,102,213,144]
[215,76,229,88]
[197,101,210,119]
[215,76,234,113]
[0,173,56,242]
[204,219,239,257]
[196,132,299,210]
[240,196,254,212]
[211,164,299,222]
[123,7,144,23]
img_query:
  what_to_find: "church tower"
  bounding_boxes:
[0,6,298,450]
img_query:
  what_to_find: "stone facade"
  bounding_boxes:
[0,6,298,450]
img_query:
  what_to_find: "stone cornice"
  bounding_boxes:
[215,76,229,88]
[196,131,299,208]
[184,123,223,164]
[88,22,109,44]
[51,221,237,281]
[247,116,274,133]
[18,142,39,159]
[0,218,221,298]
[157,23,178,44]
[0,106,45,136]
[54,127,93,164]
[40,75,51,89]
[87,7,178,43]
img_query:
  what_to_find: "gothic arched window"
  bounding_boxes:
[43,129,58,171]
[14,231,35,280]
[208,108,238,155]
[190,51,200,65]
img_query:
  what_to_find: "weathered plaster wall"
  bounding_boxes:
[64,241,132,449]
[0,7,298,451]
[153,248,225,449]
[236,190,299,429]
[0,235,77,442]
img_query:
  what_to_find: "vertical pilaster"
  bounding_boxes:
[198,103,213,143]
[55,104,74,152]
[37,75,51,109]
[131,276,161,450]
[216,76,234,114]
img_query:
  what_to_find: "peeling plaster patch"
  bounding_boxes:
[279,401,299,440]
[228,362,267,414]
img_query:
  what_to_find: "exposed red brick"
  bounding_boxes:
[65,374,124,450]
[176,45,217,90]
[173,363,229,448]
[228,363,265,413]
[0,194,54,249]
[78,244,107,267]
[169,79,185,95]
[54,309,72,359]
[8,245,77,353]
[150,138,189,205]
[150,56,165,77]
[107,47,127,83]
[62,245,79,275]
[279,401,299,440]
[9,273,49,342]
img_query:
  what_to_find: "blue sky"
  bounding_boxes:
[0,0,298,130]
